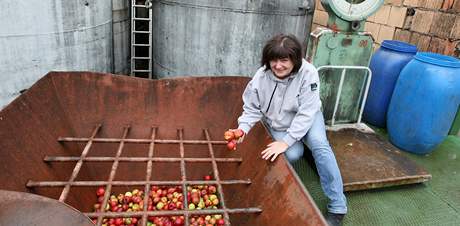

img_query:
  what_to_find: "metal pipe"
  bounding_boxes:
[141,127,157,226]
[97,126,130,225]
[204,129,231,226]
[178,129,189,226]
[84,207,262,218]
[316,65,372,126]
[58,124,101,202]
[333,69,346,126]
[58,137,227,144]
[357,69,372,124]
[26,179,252,187]
[44,156,243,163]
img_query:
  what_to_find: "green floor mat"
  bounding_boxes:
[293,135,460,226]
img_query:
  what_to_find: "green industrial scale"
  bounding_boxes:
[307,0,384,126]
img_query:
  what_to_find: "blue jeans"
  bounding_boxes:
[266,111,347,214]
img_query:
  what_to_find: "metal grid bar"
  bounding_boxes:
[85,207,262,218]
[204,129,231,226]
[58,137,227,144]
[141,127,156,226]
[58,124,101,202]
[29,123,263,225]
[27,179,251,187]
[97,126,130,225]
[43,156,243,163]
[178,129,189,226]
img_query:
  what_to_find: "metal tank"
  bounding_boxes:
[151,0,315,78]
[112,0,131,75]
[0,0,114,108]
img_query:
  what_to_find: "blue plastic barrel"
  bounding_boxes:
[363,40,417,127]
[387,52,460,154]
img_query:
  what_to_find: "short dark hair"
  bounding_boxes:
[261,34,303,74]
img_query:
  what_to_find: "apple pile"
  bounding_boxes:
[91,175,225,226]
[186,184,220,210]
[224,129,244,151]
[190,215,225,226]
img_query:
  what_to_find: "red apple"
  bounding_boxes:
[93,203,101,211]
[174,217,184,226]
[168,202,176,210]
[109,200,118,207]
[96,187,105,197]
[227,140,237,151]
[224,130,235,141]
[208,185,217,194]
[217,219,225,225]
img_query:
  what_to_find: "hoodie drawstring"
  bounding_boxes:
[265,82,278,113]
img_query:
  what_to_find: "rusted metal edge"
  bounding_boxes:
[344,174,432,191]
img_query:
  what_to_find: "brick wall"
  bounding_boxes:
[312,0,460,57]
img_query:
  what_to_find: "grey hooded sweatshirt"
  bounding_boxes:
[237,59,321,147]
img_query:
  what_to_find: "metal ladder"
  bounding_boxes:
[130,0,153,78]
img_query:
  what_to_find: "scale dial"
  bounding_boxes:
[323,0,383,21]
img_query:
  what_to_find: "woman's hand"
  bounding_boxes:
[261,141,289,162]
[232,129,245,143]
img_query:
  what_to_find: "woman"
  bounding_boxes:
[234,34,347,225]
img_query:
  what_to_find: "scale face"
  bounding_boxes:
[324,0,383,21]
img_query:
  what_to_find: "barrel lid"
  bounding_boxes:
[415,52,460,68]
[381,40,417,53]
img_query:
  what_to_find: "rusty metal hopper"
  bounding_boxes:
[0,72,326,226]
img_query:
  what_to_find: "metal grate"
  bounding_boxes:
[26,124,262,226]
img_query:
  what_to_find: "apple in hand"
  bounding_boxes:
[224,130,235,141]
[227,139,237,151]
[233,129,244,139]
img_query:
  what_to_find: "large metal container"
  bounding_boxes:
[0,72,326,225]
[0,0,114,108]
[151,0,315,78]
[113,0,131,75]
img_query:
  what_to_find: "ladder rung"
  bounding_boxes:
[133,4,148,8]
[133,31,150,34]
[132,70,151,72]
[133,18,150,21]
[133,44,150,47]
[132,57,151,60]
